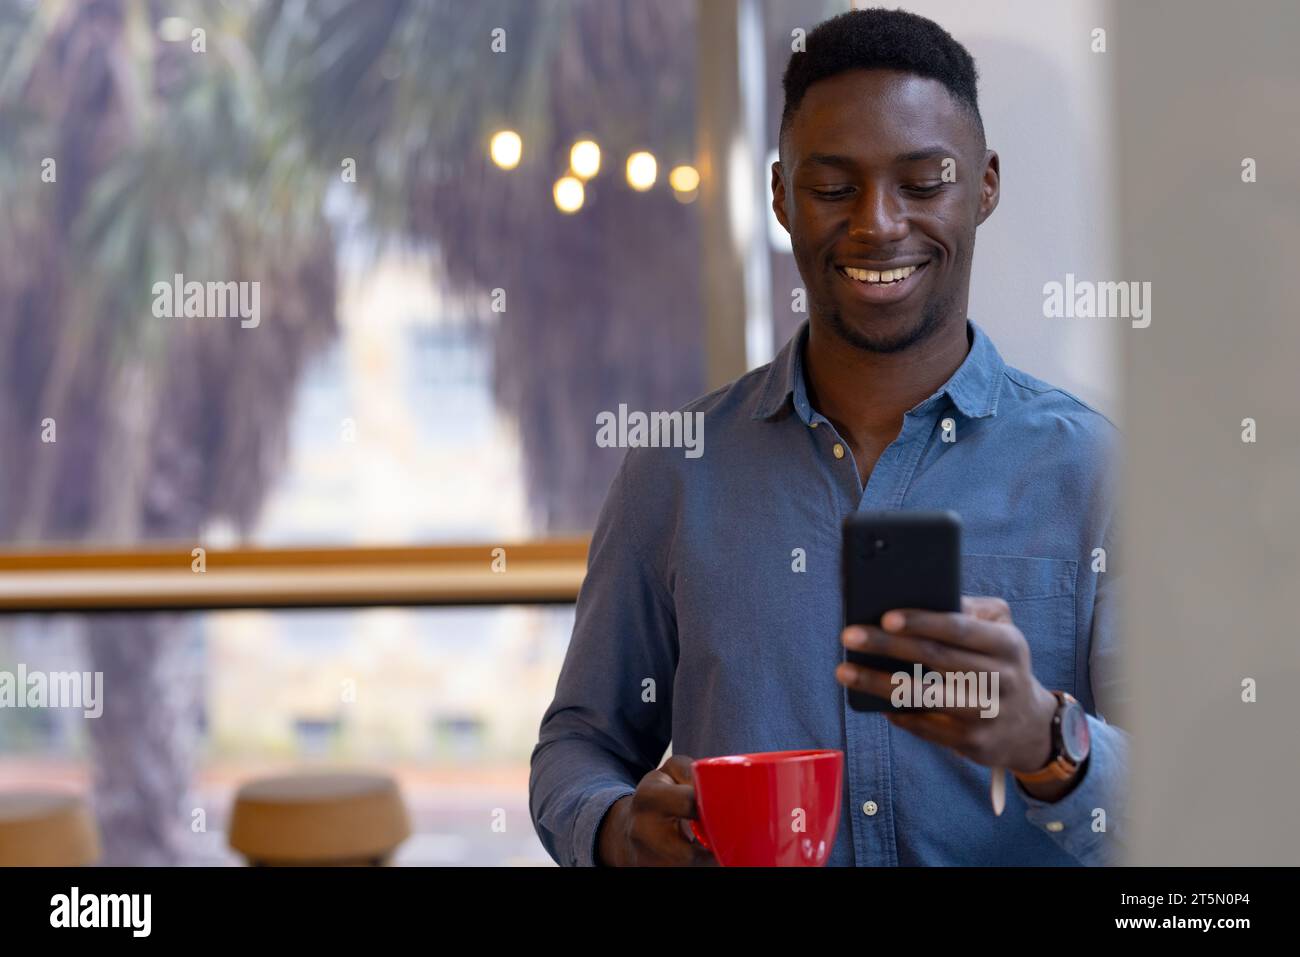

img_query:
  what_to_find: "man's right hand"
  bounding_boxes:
[596,755,717,866]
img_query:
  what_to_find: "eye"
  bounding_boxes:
[811,187,854,200]
[904,184,944,197]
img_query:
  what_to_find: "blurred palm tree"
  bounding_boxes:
[250,0,704,530]
[0,0,706,862]
[0,0,339,863]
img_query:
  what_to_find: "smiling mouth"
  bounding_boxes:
[835,262,927,285]
[833,260,930,305]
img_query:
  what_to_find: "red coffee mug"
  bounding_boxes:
[690,749,844,866]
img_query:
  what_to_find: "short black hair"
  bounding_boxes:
[779,8,984,157]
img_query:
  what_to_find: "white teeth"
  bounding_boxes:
[842,264,920,284]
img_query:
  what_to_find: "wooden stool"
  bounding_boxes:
[0,791,101,866]
[228,771,410,866]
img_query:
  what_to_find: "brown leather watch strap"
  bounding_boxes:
[1013,691,1082,785]
[1013,754,1077,785]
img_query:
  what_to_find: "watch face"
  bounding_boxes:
[1060,699,1091,763]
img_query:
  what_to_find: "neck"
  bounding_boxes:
[804,317,971,446]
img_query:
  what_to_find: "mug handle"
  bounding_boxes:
[689,818,711,849]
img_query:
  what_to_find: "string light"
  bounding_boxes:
[489,130,523,170]
[553,175,584,213]
[626,151,657,191]
[497,134,691,210]
[669,164,700,202]
[570,140,601,180]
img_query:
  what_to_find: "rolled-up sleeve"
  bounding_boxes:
[529,450,679,866]
[1016,504,1129,865]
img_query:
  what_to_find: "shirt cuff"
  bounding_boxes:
[574,785,637,867]
[1014,714,1127,865]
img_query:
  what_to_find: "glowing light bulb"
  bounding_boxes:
[490,130,523,170]
[553,175,585,213]
[669,164,700,201]
[570,140,601,180]
[626,151,657,191]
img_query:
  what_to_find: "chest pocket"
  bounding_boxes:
[961,554,1078,698]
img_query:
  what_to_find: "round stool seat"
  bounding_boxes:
[228,771,410,865]
[0,791,101,866]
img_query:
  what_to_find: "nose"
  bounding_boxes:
[846,182,908,245]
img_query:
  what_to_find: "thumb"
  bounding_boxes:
[659,754,698,786]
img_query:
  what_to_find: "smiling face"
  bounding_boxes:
[773,68,999,353]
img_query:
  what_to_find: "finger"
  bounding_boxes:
[843,624,992,674]
[641,776,699,820]
[836,661,901,700]
[681,816,722,858]
[837,662,996,720]
[659,754,697,786]
[881,608,1012,656]
[887,710,976,752]
[655,756,701,817]
[841,625,870,649]
[677,818,720,866]
[836,661,943,709]
[672,836,719,867]
[962,595,1013,623]
[640,817,704,866]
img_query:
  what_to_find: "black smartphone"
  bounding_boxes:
[842,510,962,712]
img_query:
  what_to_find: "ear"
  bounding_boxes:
[771,161,791,234]
[975,150,1000,226]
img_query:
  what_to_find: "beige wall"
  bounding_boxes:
[1115,0,1300,864]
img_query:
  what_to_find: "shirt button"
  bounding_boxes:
[1045,821,1065,832]
[832,443,845,459]
[809,421,819,429]
[862,800,878,816]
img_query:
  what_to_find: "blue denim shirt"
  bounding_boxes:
[530,319,1127,866]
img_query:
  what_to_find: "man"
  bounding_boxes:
[530,8,1125,866]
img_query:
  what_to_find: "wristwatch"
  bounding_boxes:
[1014,690,1090,785]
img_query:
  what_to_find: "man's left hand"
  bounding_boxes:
[835,596,1062,779]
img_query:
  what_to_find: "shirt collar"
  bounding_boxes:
[751,318,1005,423]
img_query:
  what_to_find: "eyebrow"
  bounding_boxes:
[804,147,952,168]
